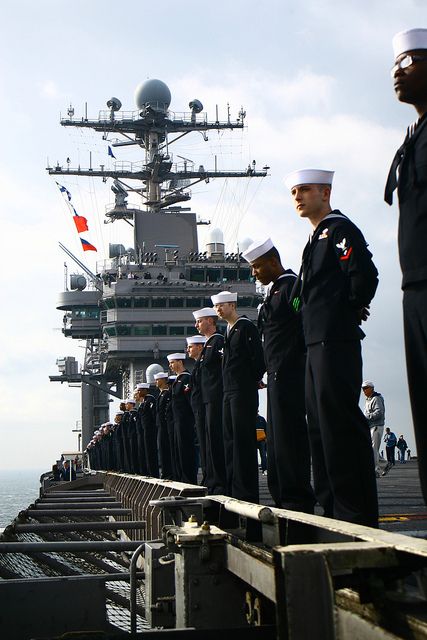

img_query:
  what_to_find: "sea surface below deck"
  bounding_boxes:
[0,468,44,528]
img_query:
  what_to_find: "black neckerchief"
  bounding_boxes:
[385,112,427,205]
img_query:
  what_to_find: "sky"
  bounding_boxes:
[0,0,425,470]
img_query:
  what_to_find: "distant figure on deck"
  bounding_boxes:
[256,413,267,475]
[384,428,397,467]
[397,435,408,463]
[61,460,76,481]
[362,380,386,477]
[52,464,61,481]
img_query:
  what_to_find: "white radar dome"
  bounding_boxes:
[239,237,254,253]
[135,79,171,112]
[146,363,165,383]
[208,228,224,244]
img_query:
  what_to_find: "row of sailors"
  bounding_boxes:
[86,293,264,500]
[87,164,381,530]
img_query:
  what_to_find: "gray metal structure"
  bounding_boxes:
[47,78,268,449]
[3,472,427,638]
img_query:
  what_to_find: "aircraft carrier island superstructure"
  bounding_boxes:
[48,79,268,448]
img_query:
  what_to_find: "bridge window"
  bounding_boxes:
[152,298,167,308]
[170,326,185,336]
[169,298,184,308]
[117,325,131,336]
[206,268,221,282]
[116,297,132,308]
[186,297,202,307]
[134,326,150,336]
[190,267,205,282]
[152,325,167,336]
[134,297,150,308]
[238,267,251,281]
[223,268,237,282]
[186,326,198,336]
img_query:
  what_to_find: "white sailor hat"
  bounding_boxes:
[284,169,334,191]
[167,353,187,362]
[154,372,169,380]
[211,291,237,304]
[125,398,136,404]
[362,380,374,388]
[393,28,427,58]
[192,307,218,320]
[242,238,274,263]
[186,335,207,345]
[136,383,150,389]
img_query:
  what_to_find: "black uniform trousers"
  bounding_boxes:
[305,340,378,528]
[144,421,159,478]
[267,366,314,512]
[129,428,139,473]
[193,407,207,484]
[157,419,173,479]
[135,422,148,475]
[114,427,124,471]
[223,389,259,504]
[174,414,197,485]
[204,399,227,494]
[166,410,180,480]
[404,282,427,504]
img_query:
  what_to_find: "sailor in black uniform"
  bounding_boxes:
[385,28,427,504]
[166,375,179,479]
[186,335,207,484]
[168,352,197,485]
[211,291,266,504]
[242,238,315,512]
[112,410,124,471]
[193,307,227,494]
[122,398,138,473]
[285,168,379,528]
[104,422,116,471]
[135,383,158,477]
[154,372,173,479]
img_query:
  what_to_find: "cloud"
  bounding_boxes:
[40,80,62,100]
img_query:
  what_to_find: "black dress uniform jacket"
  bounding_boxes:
[386,115,427,504]
[296,210,379,528]
[223,318,265,392]
[258,272,314,511]
[298,211,378,344]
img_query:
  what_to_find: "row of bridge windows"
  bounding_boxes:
[103,296,259,309]
[104,324,201,337]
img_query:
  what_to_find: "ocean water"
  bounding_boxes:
[0,468,46,529]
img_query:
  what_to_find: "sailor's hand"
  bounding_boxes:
[357,306,370,324]
[258,380,267,389]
